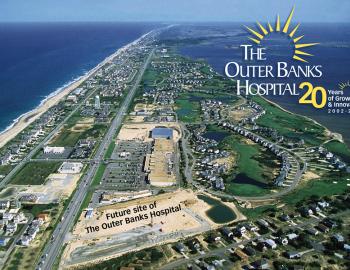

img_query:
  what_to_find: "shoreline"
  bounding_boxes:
[0,30,153,149]
[260,96,345,143]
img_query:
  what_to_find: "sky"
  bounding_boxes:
[0,0,349,23]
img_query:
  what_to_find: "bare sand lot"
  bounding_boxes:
[62,189,245,268]
[74,189,211,238]
[226,107,255,122]
[17,173,81,203]
[70,117,95,132]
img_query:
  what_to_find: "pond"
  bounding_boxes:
[202,130,230,142]
[197,194,236,224]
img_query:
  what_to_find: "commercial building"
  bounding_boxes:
[58,162,83,174]
[151,127,173,139]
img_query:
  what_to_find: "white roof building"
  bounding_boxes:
[58,162,83,174]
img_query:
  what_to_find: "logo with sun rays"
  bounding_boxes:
[245,6,319,63]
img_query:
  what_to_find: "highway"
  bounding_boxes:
[37,48,155,270]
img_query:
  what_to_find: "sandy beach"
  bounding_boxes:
[0,30,153,149]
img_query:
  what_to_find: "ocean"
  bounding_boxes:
[1,22,349,145]
[168,23,350,145]
[0,22,160,133]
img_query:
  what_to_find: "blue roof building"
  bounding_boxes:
[151,127,173,139]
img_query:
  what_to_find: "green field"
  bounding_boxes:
[220,135,278,197]
[10,161,61,185]
[282,175,350,205]
[176,94,202,123]
[52,124,107,147]
[0,165,13,176]
[104,141,116,159]
[176,92,235,123]
[75,246,165,270]
[239,205,277,220]
[253,97,328,146]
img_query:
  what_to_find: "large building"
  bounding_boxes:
[58,162,83,174]
[146,138,176,187]
[151,127,173,139]
[43,146,65,154]
[94,95,101,110]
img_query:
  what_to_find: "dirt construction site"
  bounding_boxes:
[60,189,245,269]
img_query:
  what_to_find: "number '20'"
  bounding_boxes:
[298,82,327,109]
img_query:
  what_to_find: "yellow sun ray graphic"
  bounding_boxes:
[245,6,319,62]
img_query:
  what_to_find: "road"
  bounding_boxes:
[37,48,155,270]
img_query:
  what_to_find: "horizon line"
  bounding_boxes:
[0,20,349,24]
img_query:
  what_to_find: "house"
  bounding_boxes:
[256,219,269,228]
[285,251,301,259]
[0,238,10,247]
[6,223,17,233]
[286,233,298,240]
[221,227,233,238]
[316,224,329,233]
[234,249,248,261]
[299,207,312,217]
[187,239,201,251]
[207,233,221,243]
[9,200,21,212]
[265,239,277,249]
[174,242,186,253]
[0,201,10,210]
[2,212,14,221]
[85,209,93,219]
[317,200,330,209]
[279,214,290,222]
[256,241,267,252]
[332,234,345,244]
[243,246,256,256]
[305,227,319,236]
[236,224,247,234]
[20,235,32,246]
[309,204,321,213]
[251,258,270,269]
[322,218,337,229]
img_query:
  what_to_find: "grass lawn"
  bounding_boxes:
[176,96,201,123]
[324,140,350,163]
[220,135,277,197]
[75,247,165,270]
[104,142,116,159]
[239,205,277,220]
[10,161,61,185]
[253,96,328,146]
[76,163,106,221]
[176,92,234,123]
[0,165,13,176]
[282,175,350,205]
[21,203,56,216]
